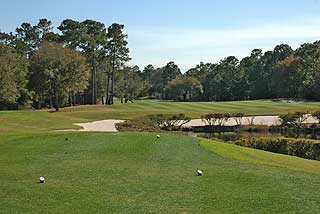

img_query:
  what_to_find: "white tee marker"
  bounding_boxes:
[39,176,45,183]
[197,170,203,176]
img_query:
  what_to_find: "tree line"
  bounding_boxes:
[1,18,320,110]
[0,18,131,110]
[144,42,320,102]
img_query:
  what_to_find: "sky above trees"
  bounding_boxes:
[1,0,320,71]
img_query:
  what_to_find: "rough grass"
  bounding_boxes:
[1,132,320,213]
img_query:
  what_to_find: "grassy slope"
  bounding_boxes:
[1,99,320,134]
[1,132,320,213]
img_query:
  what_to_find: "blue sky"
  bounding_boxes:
[1,0,320,71]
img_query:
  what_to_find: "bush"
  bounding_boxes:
[201,113,232,126]
[231,113,245,126]
[234,137,320,160]
[279,112,307,127]
[163,113,191,130]
[116,113,190,132]
[311,111,320,124]
[116,116,161,132]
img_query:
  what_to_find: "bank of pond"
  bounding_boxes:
[189,125,320,161]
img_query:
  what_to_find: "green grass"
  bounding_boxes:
[1,100,320,213]
[59,99,320,119]
[1,99,320,134]
[1,132,320,213]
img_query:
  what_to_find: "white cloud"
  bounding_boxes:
[127,16,320,72]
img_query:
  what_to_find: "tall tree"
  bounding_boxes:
[240,49,264,99]
[115,66,145,103]
[1,18,55,57]
[186,62,211,82]
[295,41,320,99]
[272,55,303,98]
[59,19,107,104]
[29,42,90,111]
[15,22,40,57]
[36,18,53,38]
[0,43,29,109]
[141,64,156,81]
[161,61,181,99]
[106,23,130,105]
[165,76,203,101]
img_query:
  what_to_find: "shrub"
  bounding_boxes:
[231,113,245,126]
[311,111,320,124]
[116,113,191,132]
[279,112,307,127]
[154,113,190,130]
[201,113,218,126]
[201,113,231,126]
[234,137,320,160]
[245,116,256,126]
[115,116,160,132]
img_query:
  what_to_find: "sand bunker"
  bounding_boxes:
[74,120,124,132]
[60,115,317,132]
[183,115,317,127]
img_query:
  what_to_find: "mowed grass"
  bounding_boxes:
[1,132,320,213]
[1,99,320,134]
[1,100,320,213]
[59,99,320,119]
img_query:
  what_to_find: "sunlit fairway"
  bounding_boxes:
[59,99,320,119]
[1,100,320,213]
[1,99,320,134]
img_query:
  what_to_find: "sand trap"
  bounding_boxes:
[74,120,124,132]
[183,115,318,127]
[59,115,317,132]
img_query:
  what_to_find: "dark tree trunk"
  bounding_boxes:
[92,57,97,105]
[91,62,94,105]
[102,96,104,105]
[49,94,53,109]
[38,95,41,109]
[54,91,59,112]
[73,94,76,106]
[106,72,110,105]
[183,93,187,102]
[110,55,115,105]
[69,92,72,107]
[94,63,97,104]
